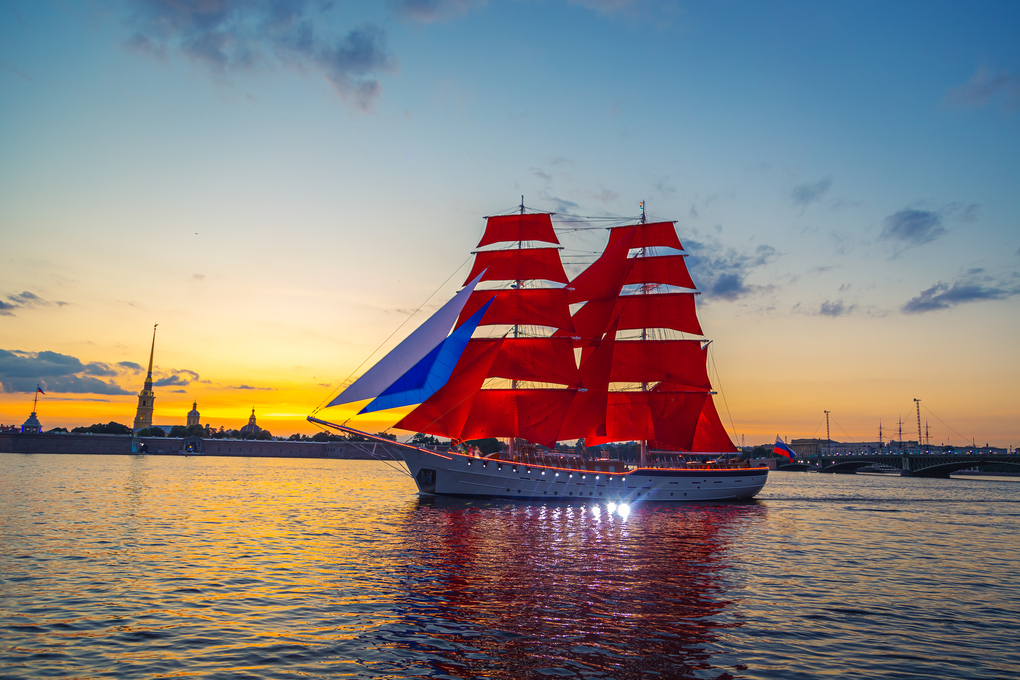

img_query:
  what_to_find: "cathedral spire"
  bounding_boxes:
[144,324,157,386]
[133,324,158,433]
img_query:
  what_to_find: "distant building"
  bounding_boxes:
[133,325,158,432]
[239,408,262,435]
[187,401,200,427]
[21,411,42,434]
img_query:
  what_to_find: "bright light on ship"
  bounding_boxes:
[617,503,631,518]
[607,502,617,513]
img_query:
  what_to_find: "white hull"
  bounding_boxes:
[399,448,769,502]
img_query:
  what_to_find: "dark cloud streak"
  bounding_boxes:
[944,67,1020,109]
[791,176,832,206]
[902,277,1020,314]
[126,0,395,111]
[685,240,778,302]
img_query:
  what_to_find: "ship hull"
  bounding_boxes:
[399,448,768,502]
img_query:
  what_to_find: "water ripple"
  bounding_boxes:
[0,455,1017,679]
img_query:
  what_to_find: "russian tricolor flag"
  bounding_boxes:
[774,436,796,460]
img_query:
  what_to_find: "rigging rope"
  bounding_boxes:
[309,420,413,477]
[707,342,740,447]
[919,402,972,445]
[310,254,474,417]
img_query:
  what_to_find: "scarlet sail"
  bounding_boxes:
[401,211,578,444]
[397,213,734,454]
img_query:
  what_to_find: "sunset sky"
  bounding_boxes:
[2,1,1018,446]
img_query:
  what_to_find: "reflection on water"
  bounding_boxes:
[0,455,1017,679]
[387,498,766,678]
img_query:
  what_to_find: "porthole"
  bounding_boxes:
[599,492,603,496]
[670,492,673,496]
[569,492,573,496]
[554,491,558,495]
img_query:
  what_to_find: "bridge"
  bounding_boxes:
[803,452,1020,478]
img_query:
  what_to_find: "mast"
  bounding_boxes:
[878,420,883,449]
[508,196,524,460]
[639,201,648,467]
[824,410,830,456]
[563,213,730,454]
[897,417,903,451]
[395,208,578,449]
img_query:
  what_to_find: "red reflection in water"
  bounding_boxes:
[390,499,767,679]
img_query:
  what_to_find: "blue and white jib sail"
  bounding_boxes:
[327,272,493,415]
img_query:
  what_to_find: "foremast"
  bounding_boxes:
[394,207,580,450]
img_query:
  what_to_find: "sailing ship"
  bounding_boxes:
[309,205,769,502]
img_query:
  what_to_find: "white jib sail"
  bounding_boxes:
[326,271,486,409]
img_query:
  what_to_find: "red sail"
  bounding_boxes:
[477,214,559,248]
[459,389,577,448]
[690,394,738,452]
[394,339,502,439]
[622,255,696,290]
[583,391,706,449]
[469,337,583,388]
[572,291,703,342]
[465,248,568,285]
[607,221,683,251]
[456,288,574,332]
[614,292,704,335]
[598,339,711,388]
[568,227,636,304]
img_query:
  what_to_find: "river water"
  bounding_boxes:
[1,454,1017,679]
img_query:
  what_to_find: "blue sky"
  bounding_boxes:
[1,0,1018,444]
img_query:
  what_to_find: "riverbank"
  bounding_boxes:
[0,432,401,460]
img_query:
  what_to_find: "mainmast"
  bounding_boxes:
[639,200,648,467]
[508,196,525,460]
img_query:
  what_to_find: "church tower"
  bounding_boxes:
[133,324,157,432]
[187,401,200,427]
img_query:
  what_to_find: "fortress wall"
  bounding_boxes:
[0,433,404,460]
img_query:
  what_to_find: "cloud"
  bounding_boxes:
[540,193,580,214]
[568,0,637,14]
[902,276,1020,314]
[880,209,945,248]
[0,349,132,394]
[228,384,275,390]
[389,0,477,23]
[118,361,144,371]
[1,290,68,316]
[125,1,396,111]
[819,299,856,317]
[685,240,778,302]
[153,369,200,387]
[944,67,1020,109]
[791,176,832,206]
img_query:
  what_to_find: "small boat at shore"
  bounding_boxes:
[310,204,769,502]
